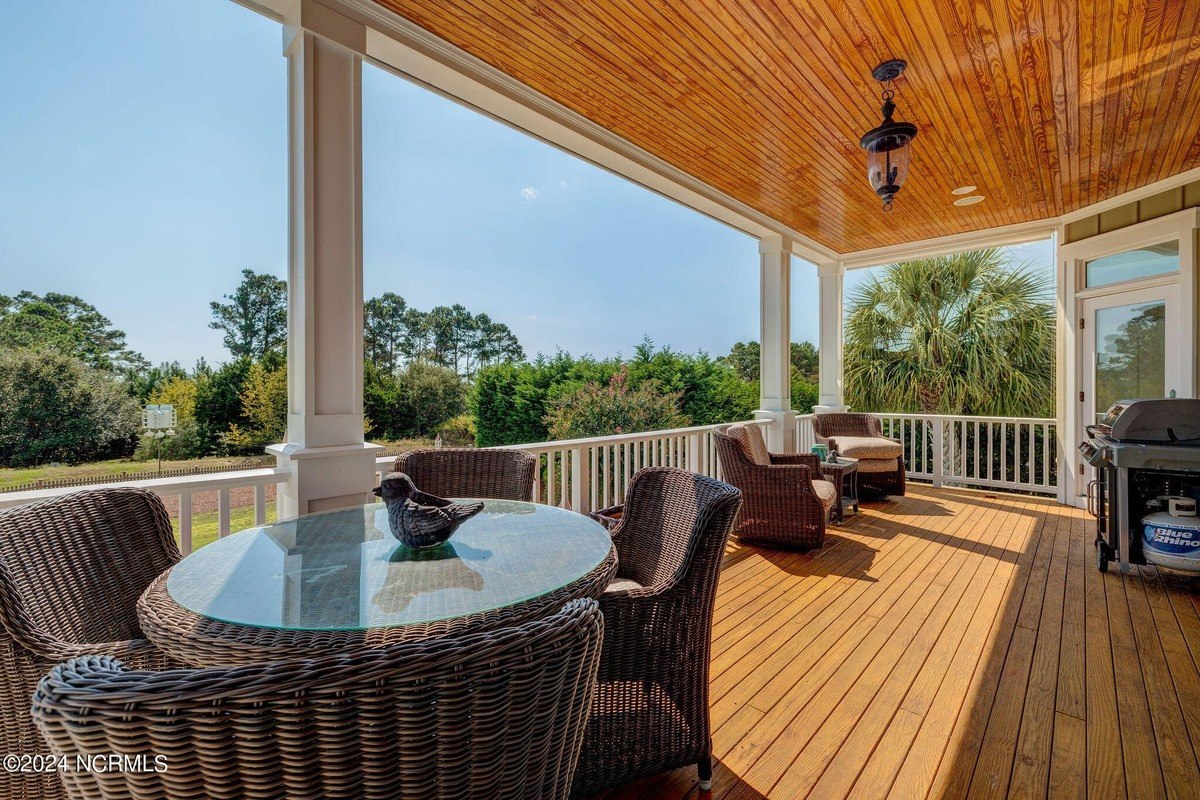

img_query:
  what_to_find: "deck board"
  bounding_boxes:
[592,484,1200,800]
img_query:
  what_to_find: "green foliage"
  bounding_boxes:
[133,419,204,462]
[844,248,1055,416]
[133,376,205,460]
[364,361,467,440]
[0,291,145,373]
[436,414,476,446]
[545,368,690,440]
[0,349,140,467]
[364,293,408,370]
[404,362,468,437]
[473,342,759,446]
[208,269,287,360]
[720,340,819,382]
[219,361,288,453]
[792,371,819,412]
[194,357,253,453]
[791,341,819,381]
[127,362,189,403]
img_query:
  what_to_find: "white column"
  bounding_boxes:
[268,4,382,518]
[754,235,797,453]
[813,260,848,413]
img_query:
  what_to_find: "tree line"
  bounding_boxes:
[0,248,1055,468]
[0,270,525,467]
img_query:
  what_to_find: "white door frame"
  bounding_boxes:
[1059,208,1199,503]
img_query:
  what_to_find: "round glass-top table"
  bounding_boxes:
[138,500,617,666]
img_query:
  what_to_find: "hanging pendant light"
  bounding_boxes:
[859,59,918,212]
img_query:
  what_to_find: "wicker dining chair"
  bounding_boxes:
[33,599,604,800]
[0,488,181,800]
[811,412,907,497]
[393,447,537,501]
[713,422,836,549]
[571,467,742,797]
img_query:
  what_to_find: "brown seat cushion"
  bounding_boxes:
[811,479,837,511]
[605,577,645,594]
[831,436,903,460]
[855,457,901,474]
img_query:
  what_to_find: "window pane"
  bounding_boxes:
[1085,241,1178,288]
[1094,300,1165,420]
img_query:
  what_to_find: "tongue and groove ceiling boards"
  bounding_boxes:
[373,0,1200,253]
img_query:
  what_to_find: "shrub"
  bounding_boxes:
[403,362,467,437]
[544,368,689,440]
[0,349,140,467]
[219,361,287,454]
[437,414,476,446]
[366,361,467,440]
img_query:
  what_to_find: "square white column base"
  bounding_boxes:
[267,441,385,519]
[812,404,849,413]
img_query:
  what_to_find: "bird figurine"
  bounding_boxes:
[373,472,484,549]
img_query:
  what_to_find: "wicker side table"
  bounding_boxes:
[818,457,860,524]
[138,500,616,667]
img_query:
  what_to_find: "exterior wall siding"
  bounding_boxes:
[1065,180,1200,242]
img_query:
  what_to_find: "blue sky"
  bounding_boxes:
[0,0,1054,368]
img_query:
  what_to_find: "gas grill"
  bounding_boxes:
[1079,398,1200,571]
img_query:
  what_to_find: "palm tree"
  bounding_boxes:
[844,248,1054,416]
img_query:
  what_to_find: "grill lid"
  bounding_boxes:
[1106,398,1200,443]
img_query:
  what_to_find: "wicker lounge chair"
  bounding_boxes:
[393,447,537,501]
[571,467,742,796]
[811,412,906,497]
[33,599,604,800]
[0,488,181,800]
[714,422,836,549]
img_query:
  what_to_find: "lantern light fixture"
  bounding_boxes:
[859,59,918,212]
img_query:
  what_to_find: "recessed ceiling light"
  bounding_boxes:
[951,185,977,195]
[953,195,985,206]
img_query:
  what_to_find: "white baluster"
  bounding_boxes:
[218,489,231,538]
[179,492,192,555]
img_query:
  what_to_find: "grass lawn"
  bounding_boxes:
[174,503,279,552]
[0,456,273,491]
[0,438,437,492]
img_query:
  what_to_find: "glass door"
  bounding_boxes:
[1081,285,1182,430]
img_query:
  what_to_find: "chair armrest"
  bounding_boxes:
[770,453,820,469]
[21,631,168,666]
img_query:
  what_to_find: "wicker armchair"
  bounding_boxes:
[33,599,603,800]
[811,412,906,497]
[571,467,742,797]
[393,447,537,501]
[0,489,181,800]
[713,422,836,549]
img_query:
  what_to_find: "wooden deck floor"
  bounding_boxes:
[597,484,1200,800]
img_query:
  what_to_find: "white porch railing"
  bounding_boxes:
[0,468,289,554]
[798,413,1058,495]
[375,420,768,515]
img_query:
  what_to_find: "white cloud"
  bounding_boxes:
[520,186,540,201]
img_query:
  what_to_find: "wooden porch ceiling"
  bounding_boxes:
[372,0,1200,254]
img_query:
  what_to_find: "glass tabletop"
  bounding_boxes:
[166,500,612,632]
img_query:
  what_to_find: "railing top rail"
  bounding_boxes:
[867,413,1056,424]
[0,467,289,510]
